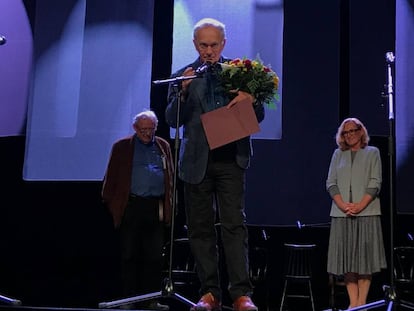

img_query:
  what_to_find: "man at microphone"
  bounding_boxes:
[165,18,264,311]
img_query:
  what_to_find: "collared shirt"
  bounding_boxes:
[130,136,165,197]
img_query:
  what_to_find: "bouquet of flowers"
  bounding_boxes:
[219,56,279,109]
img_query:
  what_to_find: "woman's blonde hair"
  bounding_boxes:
[335,117,369,150]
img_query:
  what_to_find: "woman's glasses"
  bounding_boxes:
[341,128,361,137]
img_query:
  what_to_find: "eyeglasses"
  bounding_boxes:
[341,128,361,136]
[197,42,223,51]
[137,127,155,134]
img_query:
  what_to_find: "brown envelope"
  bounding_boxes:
[200,98,260,150]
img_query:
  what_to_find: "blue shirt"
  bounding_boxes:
[130,136,165,197]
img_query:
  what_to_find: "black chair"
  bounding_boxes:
[249,246,269,311]
[279,243,316,311]
[249,246,268,284]
[393,246,414,300]
[162,238,199,294]
[328,273,347,310]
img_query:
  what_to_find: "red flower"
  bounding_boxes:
[219,56,280,109]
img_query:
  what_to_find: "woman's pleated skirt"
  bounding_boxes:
[327,215,387,275]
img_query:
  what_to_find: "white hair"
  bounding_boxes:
[193,17,226,40]
[133,109,158,127]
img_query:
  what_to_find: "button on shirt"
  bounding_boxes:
[130,137,165,197]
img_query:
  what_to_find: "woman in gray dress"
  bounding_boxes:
[326,117,387,309]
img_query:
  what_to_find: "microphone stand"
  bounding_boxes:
[0,34,21,310]
[98,74,198,309]
[330,53,414,311]
[0,293,21,306]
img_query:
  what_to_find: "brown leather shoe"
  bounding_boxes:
[190,292,222,311]
[232,296,258,311]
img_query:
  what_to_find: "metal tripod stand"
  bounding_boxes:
[0,293,21,306]
[333,52,414,311]
[99,74,200,310]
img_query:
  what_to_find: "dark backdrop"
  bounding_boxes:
[1,0,413,310]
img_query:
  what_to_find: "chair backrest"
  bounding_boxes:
[283,243,316,279]
[163,238,196,272]
[394,246,414,285]
[249,246,268,284]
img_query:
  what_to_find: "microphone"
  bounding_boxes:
[296,220,330,229]
[195,61,211,75]
[385,51,395,63]
[0,35,6,45]
[261,229,269,241]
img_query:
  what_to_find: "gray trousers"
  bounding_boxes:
[184,160,253,301]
